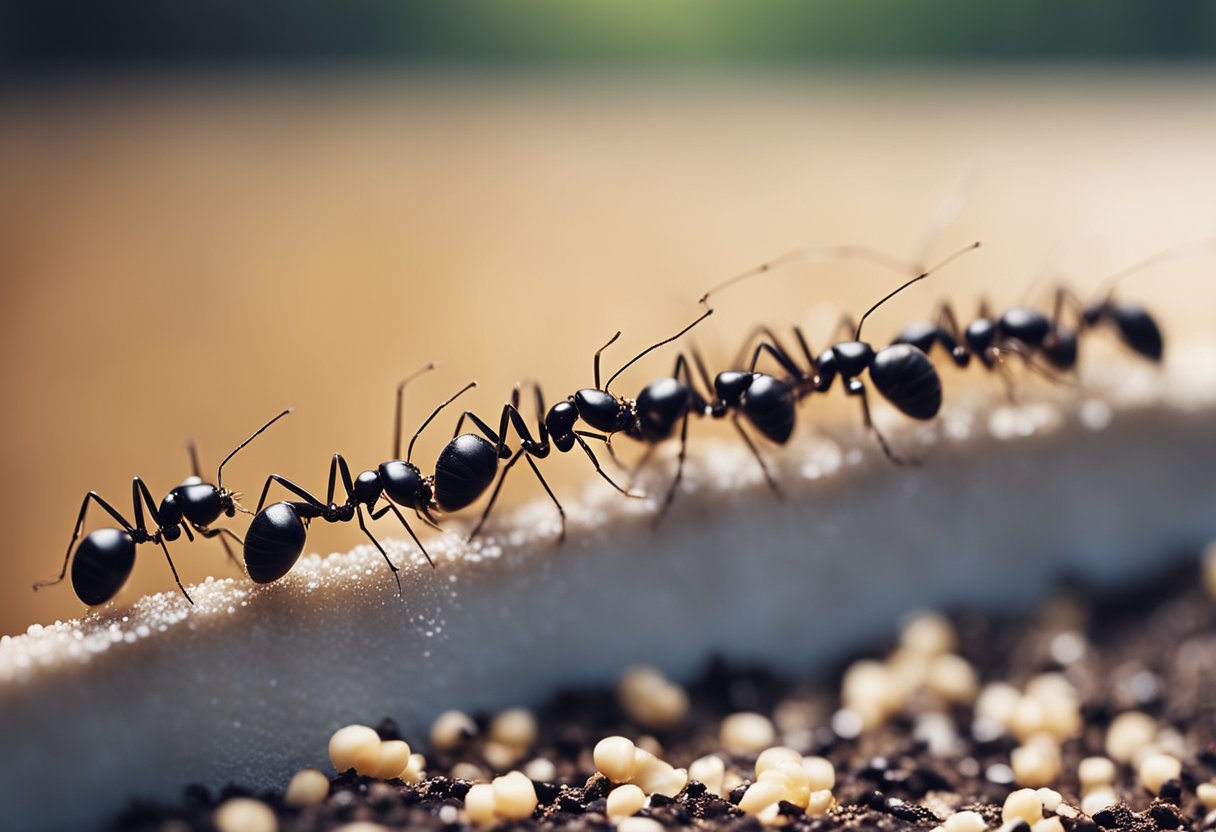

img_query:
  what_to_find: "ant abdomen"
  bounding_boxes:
[1092,301,1164,361]
[72,529,137,606]
[868,344,943,420]
[432,434,501,512]
[244,502,308,584]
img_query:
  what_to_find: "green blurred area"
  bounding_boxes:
[5,0,1216,70]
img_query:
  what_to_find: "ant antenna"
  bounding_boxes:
[1091,236,1216,300]
[186,439,202,479]
[593,332,622,390]
[217,408,293,492]
[855,241,981,341]
[698,245,917,306]
[407,381,477,463]
[913,163,979,271]
[393,363,437,460]
[605,308,714,395]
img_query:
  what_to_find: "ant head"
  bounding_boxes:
[572,388,633,435]
[175,482,226,527]
[378,461,428,509]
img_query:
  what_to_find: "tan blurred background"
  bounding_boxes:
[4,6,1216,633]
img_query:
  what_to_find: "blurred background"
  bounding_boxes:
[3,1,1216,635]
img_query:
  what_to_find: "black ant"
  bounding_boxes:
[700,243,981,465]
[35,409,291,606]
[891,240,1215,389]
[532,308,718,523]
[242,367,476,590]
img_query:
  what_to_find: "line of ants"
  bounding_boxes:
[35,237,1202,608]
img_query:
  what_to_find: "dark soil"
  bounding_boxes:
[108,559,1216,832]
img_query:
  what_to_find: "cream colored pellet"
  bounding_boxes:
[842,660,897,715]
[1032,818,1064,832]
[1008,697,1047,742]
[213,798,277,832]
[775,761,812,807]
[635,735,664,757]
[1078,757,1116,792]
[400,753,427,785]
[483,740,521,770]
[689,754,726,796]
[1106,711,1158,763]
[1055,804,1080,820]
[801,756,836,792]
[430,710,477,752]
[1002,788,1044,824]
[1080,788,1117,817]
[1196,782,1216,809]
[943,810,987,832]
[1139,753,1182,795]
[618,666,690,730]
[739,779,786,815]
[283,768,329,808]
[492,771,538,821]
[594,736,638,783]
[618,818,664,832]
[975,683,1022,728]
[606,784,647,818]
[451,762,487,782]
[374,740,412,780]
[900,611,958,656]
[464,783,496,825]
[328,725,382,776]
[755,747,802,777]
[1011,743,1061,788]
[523,758,556,783]
[720,712,777,754]
[1035,788,1062,813]
[489,709,538,750]
[928,654,979,704]
[806,789,834,817]
[631,750,683,796]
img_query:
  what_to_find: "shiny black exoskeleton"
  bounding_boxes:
[539,309,715,523]
[705,243,980,465]
[35,409,291,606]
[244,369,477,590]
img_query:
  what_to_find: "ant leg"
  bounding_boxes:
[414,509,442,531]
[832,314,859,343]
[156,537,193,604]
[523,455,566,543]
[653,410,692,526]
[748,341,805,378]
[186,439,203,479]
[371,501,435,569]
[255,474,324,514]
[989,349,1019,404]
[36,492,135,590]
[572,433,645,498]
[851,381,912,466]
[453,410,504,449]
[731,324,788,370]
[197,527,243,569]
[356,505,402,595]
[467,450,525,543]
[626,443,658,489]
[731,415,781,494]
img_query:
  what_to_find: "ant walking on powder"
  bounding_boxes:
[35,409,291,606]
[699,243,981,465]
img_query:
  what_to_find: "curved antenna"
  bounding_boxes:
[393,363,437,460]
[593,331,622,390]
[1092,236,1216,300]
[217,408,293,491]
[698,245,915,306]
[605,308,714,395]
[855,241,981,341]
[407,381,477,464]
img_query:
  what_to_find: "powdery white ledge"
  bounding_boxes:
[3,345,1215,831]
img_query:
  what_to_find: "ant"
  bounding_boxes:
[35,409,291,606]
[243,367,476,590]
[700,243,982,465]
[532,308,719,524]
[892,239,1215,389]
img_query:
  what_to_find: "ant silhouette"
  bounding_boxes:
[700,243,981,465]
[35,409,291,606]
[243,368,476,591]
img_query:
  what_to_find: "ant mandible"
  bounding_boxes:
[35,409,291,606]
